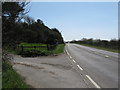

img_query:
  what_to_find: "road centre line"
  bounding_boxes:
[77,64,83,71]
[86,75,101,89]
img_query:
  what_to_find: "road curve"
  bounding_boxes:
[66,43,118,88]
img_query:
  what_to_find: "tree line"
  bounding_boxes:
[70,38,119,50]
[2,2,64,49]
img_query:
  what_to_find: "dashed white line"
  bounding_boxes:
[66,50,69,55]
[86,75,101,89]
[66,48,101,88]
[72,59,76,63]
[69,56,72,59]
[68,53,70,56]
[77,64,83,71]
[105,55,109,58]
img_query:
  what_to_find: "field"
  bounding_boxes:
[17,43,65,57]
[76,43,119,53]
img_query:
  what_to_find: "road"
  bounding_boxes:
[12,43,118,88]
[66,43,118,88]
[12,53,89,88]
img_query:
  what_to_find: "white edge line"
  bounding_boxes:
[86,75,101,89]
[77,64,83,71]
[65,49,68,53]
[69,56,72,59]
[73,59,76,63]
[105,55,109,58]
[67,53,70,56]
[66,49,72,60]
[66,49,69,55]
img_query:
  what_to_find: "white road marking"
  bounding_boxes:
[86,75,101,89]
[67,53,70,56]
[19,62,25,64]
[66,50,69,55]
[72,59,76,63]
[66,50,69,54]
[65,49,68,53]
[69,56,72,59]
[77,64,83,71]
[105,55,109,58]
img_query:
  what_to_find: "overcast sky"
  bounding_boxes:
[28,2,118,41]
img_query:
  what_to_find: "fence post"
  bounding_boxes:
[47,44,50,50]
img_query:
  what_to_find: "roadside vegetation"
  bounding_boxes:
[2,52,29,88]
[2,2,65,88]
[17,43,64,57]
[70,38,119,53]
[2,62,29,88]
[2,2,64,56]
[50,44,65,54]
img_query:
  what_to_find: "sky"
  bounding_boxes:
[27,2,118,41]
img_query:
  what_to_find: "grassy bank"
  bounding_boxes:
[48,44,65,54]
[4,43,65,57]
[75,43,119,53]
[2,61,29,88]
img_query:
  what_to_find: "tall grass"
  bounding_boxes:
[2,61,29,88]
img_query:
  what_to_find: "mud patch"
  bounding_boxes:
[41,63,72,70]
[43,70,56,75]
[14,62,44,70]
[14,62,56,75]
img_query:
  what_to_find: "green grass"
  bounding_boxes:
[2,62,29,88]
[4,43,65,56]
[75,43,119,53]
[3,46,18,54]
[26,44,65,54]
[18,43,47,47]
[51,44,65,54]
[21,44,64,55]
[23,47,47,52]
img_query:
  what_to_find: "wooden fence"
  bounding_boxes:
[17,44,57,52]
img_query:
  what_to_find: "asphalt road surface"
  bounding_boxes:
[66,43,118,88]
[12,54,89,88]
[12,43,118,88]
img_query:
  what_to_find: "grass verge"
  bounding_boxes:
[4,43,65,57]
[49,44,65,54]
[34,44,65,55]
[75,43,119,53]
[2,61,29,88]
